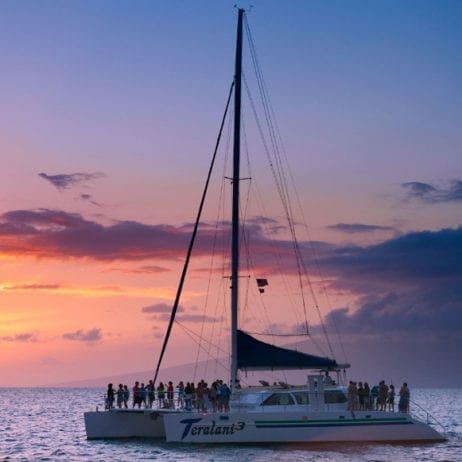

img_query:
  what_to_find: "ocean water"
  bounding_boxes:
[0,388,461,461]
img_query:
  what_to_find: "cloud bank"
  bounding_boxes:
[1,333,38,342]
[402,180,462,203]
[328,223,395,234]
[39,172,104,191]
[62,328,102,343]
[315,227,462,341]
[1,207,460,343]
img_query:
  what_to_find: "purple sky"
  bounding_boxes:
[0,0,461,386]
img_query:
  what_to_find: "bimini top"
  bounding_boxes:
[237,330,344,371]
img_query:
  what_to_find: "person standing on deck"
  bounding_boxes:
[106,383,115,409]
[157,382,165,408]
[388,384,396,411]
[399,382,410,413]
[147,380,155,408]
[140,383,147,408]
[115,383,124,408]
[184,382,193,411]
[167,381,174,408]
[363,382,371,410]
[347,381,357,411]
[123,384,129,408]
[209,381,218,412]
[132,381,141,408]
[218,380,231,412]
[177,381,185,409]
[358,382,365,410]
[379,381,389,411]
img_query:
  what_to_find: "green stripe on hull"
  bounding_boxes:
[255,418,412,428]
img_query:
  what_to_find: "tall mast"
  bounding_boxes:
[230,8,244,393]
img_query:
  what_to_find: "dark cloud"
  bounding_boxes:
[134,265,171,274]
[3,283,61,291]
[109,265,171,275]
[402,180,462,203]
[155,312,222,323]
[62,328,102,343]
[39,172,104,191]
[1,333,38,342]
[314,227,462,340]
[324,288,462,338]
[246,225,462,353]
[319,227,462,288]
[0,209,192,261]
[142,303,222,324]
[328,223,395,234]
[177,313,223,323]
[79,194,101,206]
[246,216,287,235]
[0,208,286,263]
[142,303,180,314]
[1,206,460,343]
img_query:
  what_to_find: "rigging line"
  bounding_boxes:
[242,39,308,334]
[285,178,348,362]
[244,25,308,326]
[246,331,312,337]
[243,71,312,337]
[240,128,307,335]
[176,320,230,374]
[193,183,224,380]
[239,123,279,335]
[194,116,233,380]
[251,57,337,359]
[205,123,233,381]
[306,241,349,363]
[245,20,290,211]
[240,120,275,334]
[176,320,230,358]
[240,192,273,336]
[245,55,298,282]
[201,127,233,380]
[245,22,298,252]
[152,80,235,386]
[245,20,336,359]
[242,75,288,232]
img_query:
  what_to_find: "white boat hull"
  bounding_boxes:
[163,410,445,443]
[84,408,172,439]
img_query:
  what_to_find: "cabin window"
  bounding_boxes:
[324,390,347,404]
[293,392,310,405]
[262,393,295,406]
[235,393,268,405]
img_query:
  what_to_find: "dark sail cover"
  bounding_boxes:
[237,330,338,370]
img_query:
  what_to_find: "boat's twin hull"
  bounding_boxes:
[84,409,168,439]
[163,410,445,444]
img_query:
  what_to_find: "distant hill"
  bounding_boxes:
[48,335,460,388]
[49,359,229,388]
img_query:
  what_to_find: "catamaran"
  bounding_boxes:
[85,8,445,444]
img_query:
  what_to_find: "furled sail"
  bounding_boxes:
[237,330,340,371]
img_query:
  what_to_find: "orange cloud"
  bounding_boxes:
[1,332,38,342]
[62,328,102,343]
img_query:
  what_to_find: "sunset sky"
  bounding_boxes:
[1,0,461,387]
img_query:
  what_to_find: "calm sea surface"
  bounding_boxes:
[0,388,461,461]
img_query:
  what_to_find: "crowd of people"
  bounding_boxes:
[105,379,231,412]
[346,380,411,413]
[105,378,411,414]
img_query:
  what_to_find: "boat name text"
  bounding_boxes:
[179,418,246,440]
